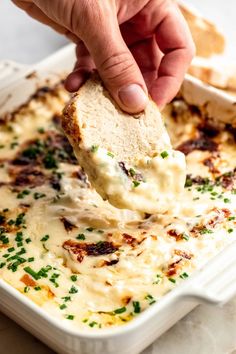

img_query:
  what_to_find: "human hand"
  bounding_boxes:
[12,0,195,113]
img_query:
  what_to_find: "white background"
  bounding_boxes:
[0,1,236,354]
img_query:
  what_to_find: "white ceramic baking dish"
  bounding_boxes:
[0,44,236,354]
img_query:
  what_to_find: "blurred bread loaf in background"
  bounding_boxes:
[177,0,225,58]
[177,0,236,93]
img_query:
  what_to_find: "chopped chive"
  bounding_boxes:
[25,238,32,244]
[76,233,85,240]
[180,272,189,279]
[114,307,126,314]
[33,192,46,200]
[89,321,98,327]
[0,236,9,244]
[86,227,94,232]
[60,304,67,310]
[24,266,40,280]
[24,286,30,293]
[15,232,23,242]
[129,168,136,177]
[40,234,49,242]
[49,273,60,288]
[228,228,234,234]
[62,296,71,302]
[17,189,30,199]
[224,198,231,203]
[66,315,74,320]
[107,151,114,158]
[228,216,235,221]
[153,274,162,284]
[34,286,41,291]
[132,181,140,188]
[15,213,25,226]
[145,294,156,305]
[43,153,57,169]
[7,247,15,253]
[91,145,98,153]
[69,285,78,294]
[0,262,6,268]
[200,228,213,235]
[70,275,77,282]
[182,233,189,241]
[161,151,169,159]
[133,301,141,314]
[37,127,45,134]
[168,278,176,283]
[28,257,35,262]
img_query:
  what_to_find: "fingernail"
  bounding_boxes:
[118,84,148,112]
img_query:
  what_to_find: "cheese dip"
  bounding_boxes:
[0,86,235,331]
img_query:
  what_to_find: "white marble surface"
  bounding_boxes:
[0,1,236,353]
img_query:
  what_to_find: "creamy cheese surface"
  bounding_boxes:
[0,87,235,331]
[80,146,186,214]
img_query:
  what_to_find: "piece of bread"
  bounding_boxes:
[62,75,186,214]
[178,0,225,58]
[188,56,236,91]
[62,75,171,165]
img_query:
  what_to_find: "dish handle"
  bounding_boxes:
[180,241,236,306]
[0,60,31,90]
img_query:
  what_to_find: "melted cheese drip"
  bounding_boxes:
[84,147,186,214]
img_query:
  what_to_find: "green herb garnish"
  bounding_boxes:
[133,181,140,188]
[60,304,67,310]
[69,285,78,294]
[107,151,114,158]
[161,151,169,159]
[17,189,30,199]
[114,307,126,314]
[145,294,156,305]
[70,275,77,282]
[168,278,176,283]
[34,286,41,291]
[89,321,98,327]
[62,296,71,302]
[91,145,98,153]
[76,233,85,240]
[86,227,94,232]
[180,272,189,279]
[133,301,141,313]
[40,234,49,242]
[24,266,40,280]
[33,192,46,200]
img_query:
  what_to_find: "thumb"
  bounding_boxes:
[83,20,148,113]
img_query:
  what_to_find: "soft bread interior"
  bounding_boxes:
[62,76,171,164]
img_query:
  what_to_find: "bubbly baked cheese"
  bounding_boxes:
[75,146,186,214]
[0,85,235,331]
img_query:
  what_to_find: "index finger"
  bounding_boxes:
[151,2,195,107]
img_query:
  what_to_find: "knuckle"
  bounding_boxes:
[99,51,137,82]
